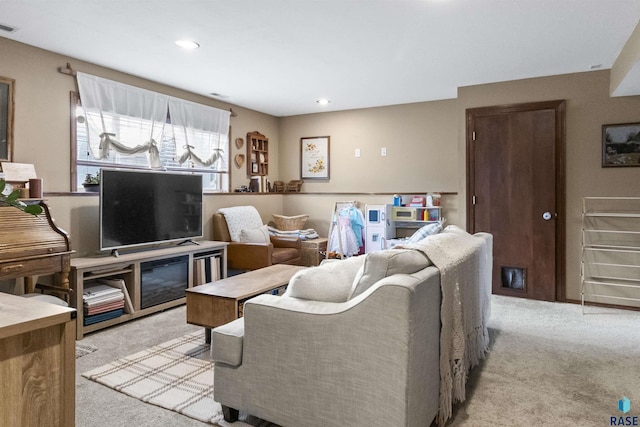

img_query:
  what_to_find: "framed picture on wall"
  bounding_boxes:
[300,136,330,180]
[602,122,640,167]
[0,76,14,162]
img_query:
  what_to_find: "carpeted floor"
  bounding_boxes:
[448,296,640,426]
[75,296,640,426]
[75,306,213,427]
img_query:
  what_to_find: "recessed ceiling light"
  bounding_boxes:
[175,40,200,50]
[316,98,331,105]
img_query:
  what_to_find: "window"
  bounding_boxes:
[73,73,230,192]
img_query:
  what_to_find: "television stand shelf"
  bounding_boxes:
[70,240,227,339]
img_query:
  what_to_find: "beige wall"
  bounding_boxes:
[0,38,281,192]
[277,99,462,236]
[278,100,459,193]
[459,71,640,301]
[3,36,640,304]
[0,37,283,257]
[611,21,640,96]
[279,70,640,302]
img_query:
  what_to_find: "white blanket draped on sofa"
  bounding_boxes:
[399,228,491,425]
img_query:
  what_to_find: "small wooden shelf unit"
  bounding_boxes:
[247,131,269,177]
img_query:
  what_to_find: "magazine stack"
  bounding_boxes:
[82,280,128,326]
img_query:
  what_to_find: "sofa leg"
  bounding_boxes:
[222,405,239,422]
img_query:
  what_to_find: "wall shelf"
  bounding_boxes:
[246,131,269,177]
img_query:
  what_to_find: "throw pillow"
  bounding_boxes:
[348,249,430,299]
[406,221,443,243]
[285,255,366,302]
[239,225,270,243]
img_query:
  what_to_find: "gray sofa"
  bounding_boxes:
[212,226,492,426]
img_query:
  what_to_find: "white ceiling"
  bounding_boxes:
[1,0,639,117]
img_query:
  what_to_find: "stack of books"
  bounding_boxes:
[82,279,132,326]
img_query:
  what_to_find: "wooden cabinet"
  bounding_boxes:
[0,293,76,427]
[0,201,73,298]
[246,131,269,177]
[70,241,227,339]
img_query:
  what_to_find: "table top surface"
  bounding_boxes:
[187,264,306,300]
[70,240,227,269]
[0,292,76,340]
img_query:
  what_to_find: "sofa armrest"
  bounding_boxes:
[212,318,245,367]
[226,242,274,270]
[270,235,301,249]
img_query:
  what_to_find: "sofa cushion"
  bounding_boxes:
[285,255,365,302]
[272,247,300,264]
[211,318,245,366]
[239,225,270,243]
[348,249,430,299]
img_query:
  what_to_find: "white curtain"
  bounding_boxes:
[168,98,230,172]
[76,72,169,169]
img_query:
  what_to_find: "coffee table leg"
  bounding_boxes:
[205,327,212,344]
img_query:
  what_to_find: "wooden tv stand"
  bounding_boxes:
[70,240,227,339]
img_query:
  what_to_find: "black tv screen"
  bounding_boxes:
[100,169,203,251]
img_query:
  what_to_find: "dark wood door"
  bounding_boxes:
[467,101,565,301]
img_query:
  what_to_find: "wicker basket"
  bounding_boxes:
[272,214,309,231]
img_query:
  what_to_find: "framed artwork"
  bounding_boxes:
[300,136,330,180]
[0,76,14,161]
[602,122,640,167]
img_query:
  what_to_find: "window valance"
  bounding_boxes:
[76,72,230,172]
[76,72,169,120]
[168,98,230,170]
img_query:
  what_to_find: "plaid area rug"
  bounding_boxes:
[82,331,224,425]
[75,342,98,359]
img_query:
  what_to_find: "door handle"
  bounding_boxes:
[542,212,553,221]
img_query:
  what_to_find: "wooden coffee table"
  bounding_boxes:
[186,264,306,342]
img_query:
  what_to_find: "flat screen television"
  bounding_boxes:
[100,169,203,253]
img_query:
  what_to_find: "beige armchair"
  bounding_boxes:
[212,206,302,271]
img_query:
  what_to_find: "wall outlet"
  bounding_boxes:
[381,147,387,156]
